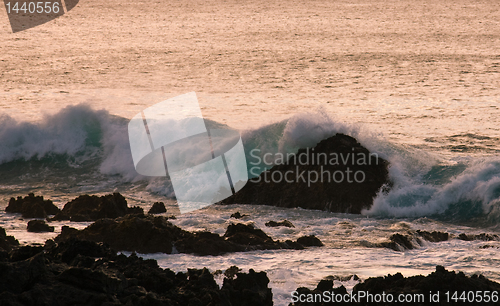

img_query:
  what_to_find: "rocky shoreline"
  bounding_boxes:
[290,266,500,306]
[2,228,500,305]
[0,238,273,306]
[2,193,500,305]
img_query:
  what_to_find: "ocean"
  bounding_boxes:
[0,94,499,305]
[1,0,500,304]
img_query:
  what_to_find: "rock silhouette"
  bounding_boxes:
[0,239,273,306]
[147,202,167,214]
[0,227,19,253]
[6,193,60,218]
[51,193,144,222]
[265,220,295,228]
[223,134,391,213]
[291,266,500,306]
[55,215,323,255]
[27,220,54,233]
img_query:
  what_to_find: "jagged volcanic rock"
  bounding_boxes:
[51,193,144,222]
[290,266,500,306]
[223,134,391,214]
[54,215,323,255]
[265,220,295,228]
[55,214,186,254]
[0,239,273,306]
[6,193,60,218]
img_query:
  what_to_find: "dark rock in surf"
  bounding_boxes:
[381,231,451,251]
[380,233,417,251]
[55,215,320,255]
[175,230,244,255]
[55,214,185,254]
[222,134,391,214]
[416,230,449,242]
[0,239,273,306]
[458,233,499,241]
[147,201,167,214]
[51,193,144,222]
[223,223,280,249]
[6,193,60,218]
[27,220,54,233]
[265,220,295,228]
[230,211,249,219]
[297,235,323,247]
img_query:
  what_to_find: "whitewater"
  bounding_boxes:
[0,98,499,305]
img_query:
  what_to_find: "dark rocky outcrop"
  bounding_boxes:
[230,212,248,219]
[379,230,500,252]
[296,235,323,247]
[222,134,391,214]
[55,214,186,254]
[0,227,19,253]
[0,239,273,306]
[55,215,322,255]
[223,223,289,251]
[380,230,451,251]
[27,220,54,233]
[381,233,418,251]
[51,193,144,222]
[148,202,167,214]
[222,269,273,306]
[5,193,60,218]
[416,230,449,242]
[458,233,499,241]
[265,220,295,228]
[290,266,500,306]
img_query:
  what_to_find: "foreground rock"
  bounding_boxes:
[55,215,323,255]
[51,193,143,222]
[0,227,19,253]
[222,134,391,214]
[290,266,500,306]
[27,220,54,232]
[0,239,273,306]
[6,193,60,218]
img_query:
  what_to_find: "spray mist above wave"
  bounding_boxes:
[363,157,500,224]
[0,104,140,181]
